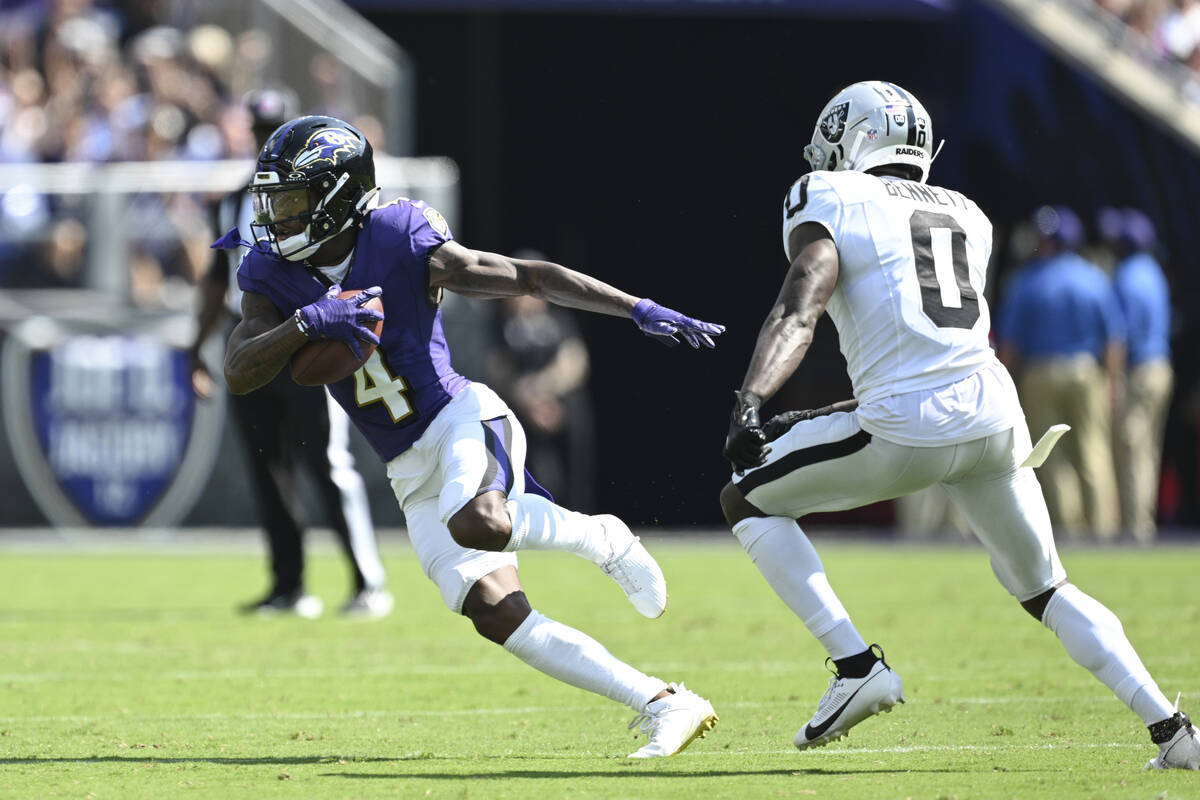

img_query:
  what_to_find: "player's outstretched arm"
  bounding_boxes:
[724,222,839,471]
[428,240,724,348]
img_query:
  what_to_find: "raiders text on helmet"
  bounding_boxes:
[249,115,379,261]
[803,81,935,183]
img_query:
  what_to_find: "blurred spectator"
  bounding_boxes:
[996,205,1126,540]
[1088,0,1200,105]
[41,215,85,287]
[486,260,596,512]
[1099,207,1174,541]
[0,2,364,298]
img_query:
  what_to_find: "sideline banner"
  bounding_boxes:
[2,313,224,527]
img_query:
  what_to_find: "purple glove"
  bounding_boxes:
[296,284,384,360]
[632,298,725,348]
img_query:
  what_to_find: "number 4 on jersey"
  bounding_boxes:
[354,352,414,423]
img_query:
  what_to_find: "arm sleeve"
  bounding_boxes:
[781,172,843,262]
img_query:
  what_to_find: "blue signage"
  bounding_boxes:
[3,315,224,527]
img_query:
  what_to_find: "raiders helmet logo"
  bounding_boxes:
[819,102,850,144]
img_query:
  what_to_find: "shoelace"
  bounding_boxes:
[627,684,684,735]
[814,644,887,715]
[602,537,643,587]
[814,658,845,711]
[627,712,658,736]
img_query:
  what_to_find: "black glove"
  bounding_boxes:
[724,390,770,473]
[761,409,810,442]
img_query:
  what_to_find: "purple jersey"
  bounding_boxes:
[237,199,470,462]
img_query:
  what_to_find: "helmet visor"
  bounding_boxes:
[252,187,309,239]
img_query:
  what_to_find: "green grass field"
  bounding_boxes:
[1,535,1197,799]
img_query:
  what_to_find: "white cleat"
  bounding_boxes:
[1147,712,1200,770]
[626,683,718,758]
[794,647,905,751]
[595,514,667,618]
[340,588,395,619]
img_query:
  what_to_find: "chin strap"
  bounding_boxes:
[354,186,381,221]
[930,138,946,166]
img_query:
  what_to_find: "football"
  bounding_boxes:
[289,290,385,386]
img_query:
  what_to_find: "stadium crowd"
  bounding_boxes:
[0,1,250,296]
[1093,0,1200,76]
[0,0,378,308]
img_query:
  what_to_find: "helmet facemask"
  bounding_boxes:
[250,170,378,261]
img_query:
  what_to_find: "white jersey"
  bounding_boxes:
[781,169,1022,445]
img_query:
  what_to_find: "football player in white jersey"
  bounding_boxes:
[718,81,1199,769]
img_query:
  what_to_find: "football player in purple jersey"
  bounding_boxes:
[217,115,722,758]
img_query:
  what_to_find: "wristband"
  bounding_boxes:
[294,309,312,338]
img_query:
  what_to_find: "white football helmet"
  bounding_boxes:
[803,81,935,183]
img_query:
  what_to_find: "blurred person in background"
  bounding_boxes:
[188,88,392,619]
[486,251,596,512]
[1099,207,1174,541]
[996,205,1125,540]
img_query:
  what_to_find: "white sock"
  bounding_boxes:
[503,493,607,564]
[733,516,867,660]
[502,610,664,710]
[1043,584,1175,725]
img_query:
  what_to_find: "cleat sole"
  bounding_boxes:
[794,693,903,751]
[669,713,719,756]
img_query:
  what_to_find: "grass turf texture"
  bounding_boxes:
[1,537,1197,799]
